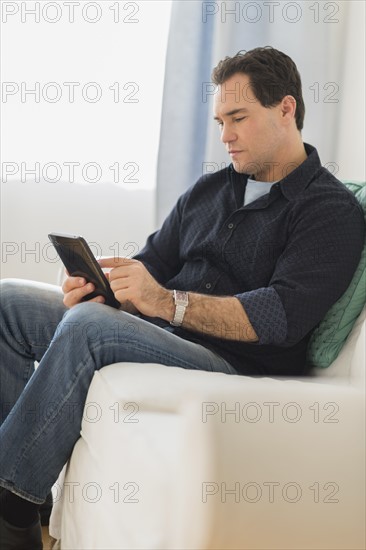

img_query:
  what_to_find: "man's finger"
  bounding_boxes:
[62,276,86,294]
[98,257,137,268]
[89,296,105,304]
[63,282,96,308]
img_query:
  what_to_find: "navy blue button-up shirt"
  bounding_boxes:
[135,144,365,376]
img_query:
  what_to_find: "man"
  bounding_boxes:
[0,47,364,548]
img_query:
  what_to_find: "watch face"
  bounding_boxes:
[174,290,189,305]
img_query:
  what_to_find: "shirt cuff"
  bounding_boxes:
[235,287,288,345]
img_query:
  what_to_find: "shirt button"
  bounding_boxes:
[227,223,234,229]
[205,283,212,289]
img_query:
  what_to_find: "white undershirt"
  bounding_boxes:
[244,177,278,206]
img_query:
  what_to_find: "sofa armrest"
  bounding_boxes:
[183,374,365,549]
[50,364,365,549]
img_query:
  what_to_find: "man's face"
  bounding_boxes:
[213,72,288,181]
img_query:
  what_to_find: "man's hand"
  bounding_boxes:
[98,257,174,320]
[62,274,105,308]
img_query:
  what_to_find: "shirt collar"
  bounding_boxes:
[230,143,321,202]
[277,143,321,200]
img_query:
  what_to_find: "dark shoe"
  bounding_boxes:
[0,515,43,549]
[39,492,53,527]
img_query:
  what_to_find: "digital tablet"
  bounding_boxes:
[48,232,120,308]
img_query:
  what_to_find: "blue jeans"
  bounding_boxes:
[0,279,238,504]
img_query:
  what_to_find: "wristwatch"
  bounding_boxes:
[170,290,189,327]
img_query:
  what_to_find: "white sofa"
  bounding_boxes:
[49,305,365,550]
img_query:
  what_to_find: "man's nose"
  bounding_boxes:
[221,124,236,144]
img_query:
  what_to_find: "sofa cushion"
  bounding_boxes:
[306,181,366,368]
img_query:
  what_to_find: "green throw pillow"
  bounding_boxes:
[306,181,366,368]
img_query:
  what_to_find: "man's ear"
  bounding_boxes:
[281,95,296,124]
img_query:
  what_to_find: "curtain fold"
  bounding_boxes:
[155,1,214,226]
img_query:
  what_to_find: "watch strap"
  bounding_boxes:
[170,290,189,327]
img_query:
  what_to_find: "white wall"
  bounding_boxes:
[1,0,171,283]
[335,1,366,180]
[0,182,155,284]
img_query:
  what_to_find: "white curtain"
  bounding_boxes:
[156,0,365,226]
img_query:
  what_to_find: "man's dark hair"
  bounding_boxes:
[212,46,305,131]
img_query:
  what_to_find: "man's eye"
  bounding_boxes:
[216,121,223,127]
[234,117,246,122]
